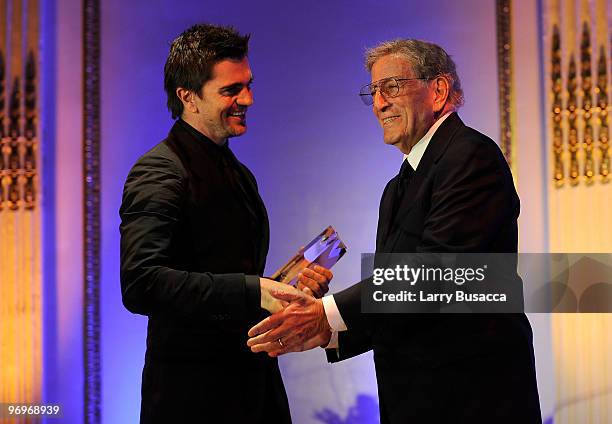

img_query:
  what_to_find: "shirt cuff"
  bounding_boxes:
[324,331,339,349]
[322,295,348,332]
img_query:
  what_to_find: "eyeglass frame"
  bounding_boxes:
[358,76,431,106]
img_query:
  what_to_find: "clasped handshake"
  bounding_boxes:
[247,266,334,357]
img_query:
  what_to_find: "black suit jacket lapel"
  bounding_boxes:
[376,180,396,251]
[226,150,270,271]
[380,112,464,253]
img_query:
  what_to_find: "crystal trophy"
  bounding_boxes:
[270,226,348,286]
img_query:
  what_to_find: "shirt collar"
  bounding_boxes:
[175,119,233,167]
[177,118,228,149]
[403,111,453,170]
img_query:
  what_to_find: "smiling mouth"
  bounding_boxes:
[382,116,399,126]
[229,111,246,120]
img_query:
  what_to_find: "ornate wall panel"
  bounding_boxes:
[0,0,42,420]
[544,0,612,423]
[548,0,611,188]
[496,0,517,175]
[83,0,101,422]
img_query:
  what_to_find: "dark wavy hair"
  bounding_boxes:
[164,24,250,119]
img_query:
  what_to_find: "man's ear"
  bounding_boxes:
[176,87,197,113]
[431,76,450,113]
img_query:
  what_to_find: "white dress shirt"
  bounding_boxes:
[323,112,453,348]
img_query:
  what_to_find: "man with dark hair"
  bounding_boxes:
[163,24,251,120]
[119,23,331,423]
[248,39,542,423]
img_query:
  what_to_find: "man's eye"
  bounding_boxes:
[222,87,241,96]
[381,81,395,92]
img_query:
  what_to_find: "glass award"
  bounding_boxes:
[270,226,348,286]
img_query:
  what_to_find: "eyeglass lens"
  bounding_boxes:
[359,78,400,106]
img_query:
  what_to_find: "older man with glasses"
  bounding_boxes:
[247,39,542,424]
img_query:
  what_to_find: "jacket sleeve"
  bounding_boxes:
[325,277,375,362]
[119,152,261,323]
[326,329,373,363]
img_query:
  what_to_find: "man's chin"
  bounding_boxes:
[228,125,247,138]
[383,135,399,146]
[383,137,410,153]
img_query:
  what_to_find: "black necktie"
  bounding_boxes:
[396,159,414,199]
[389,159,414,226]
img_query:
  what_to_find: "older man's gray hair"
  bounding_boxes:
[365,39,464,108]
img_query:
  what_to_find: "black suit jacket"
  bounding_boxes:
[120,120,291,424]
[328,113,541,424]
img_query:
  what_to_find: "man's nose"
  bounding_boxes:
[237,87,253,107]
[372,90,390,111]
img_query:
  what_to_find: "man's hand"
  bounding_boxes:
[297,265,333,298]
[260,277,304,313]
[248,290,332,356]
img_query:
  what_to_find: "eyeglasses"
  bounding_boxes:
[358,76,428,106]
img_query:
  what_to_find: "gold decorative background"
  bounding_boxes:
[497,0,517,175]
[549,0,610,187]
[545,0,612,423]
[0,0,42,420]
